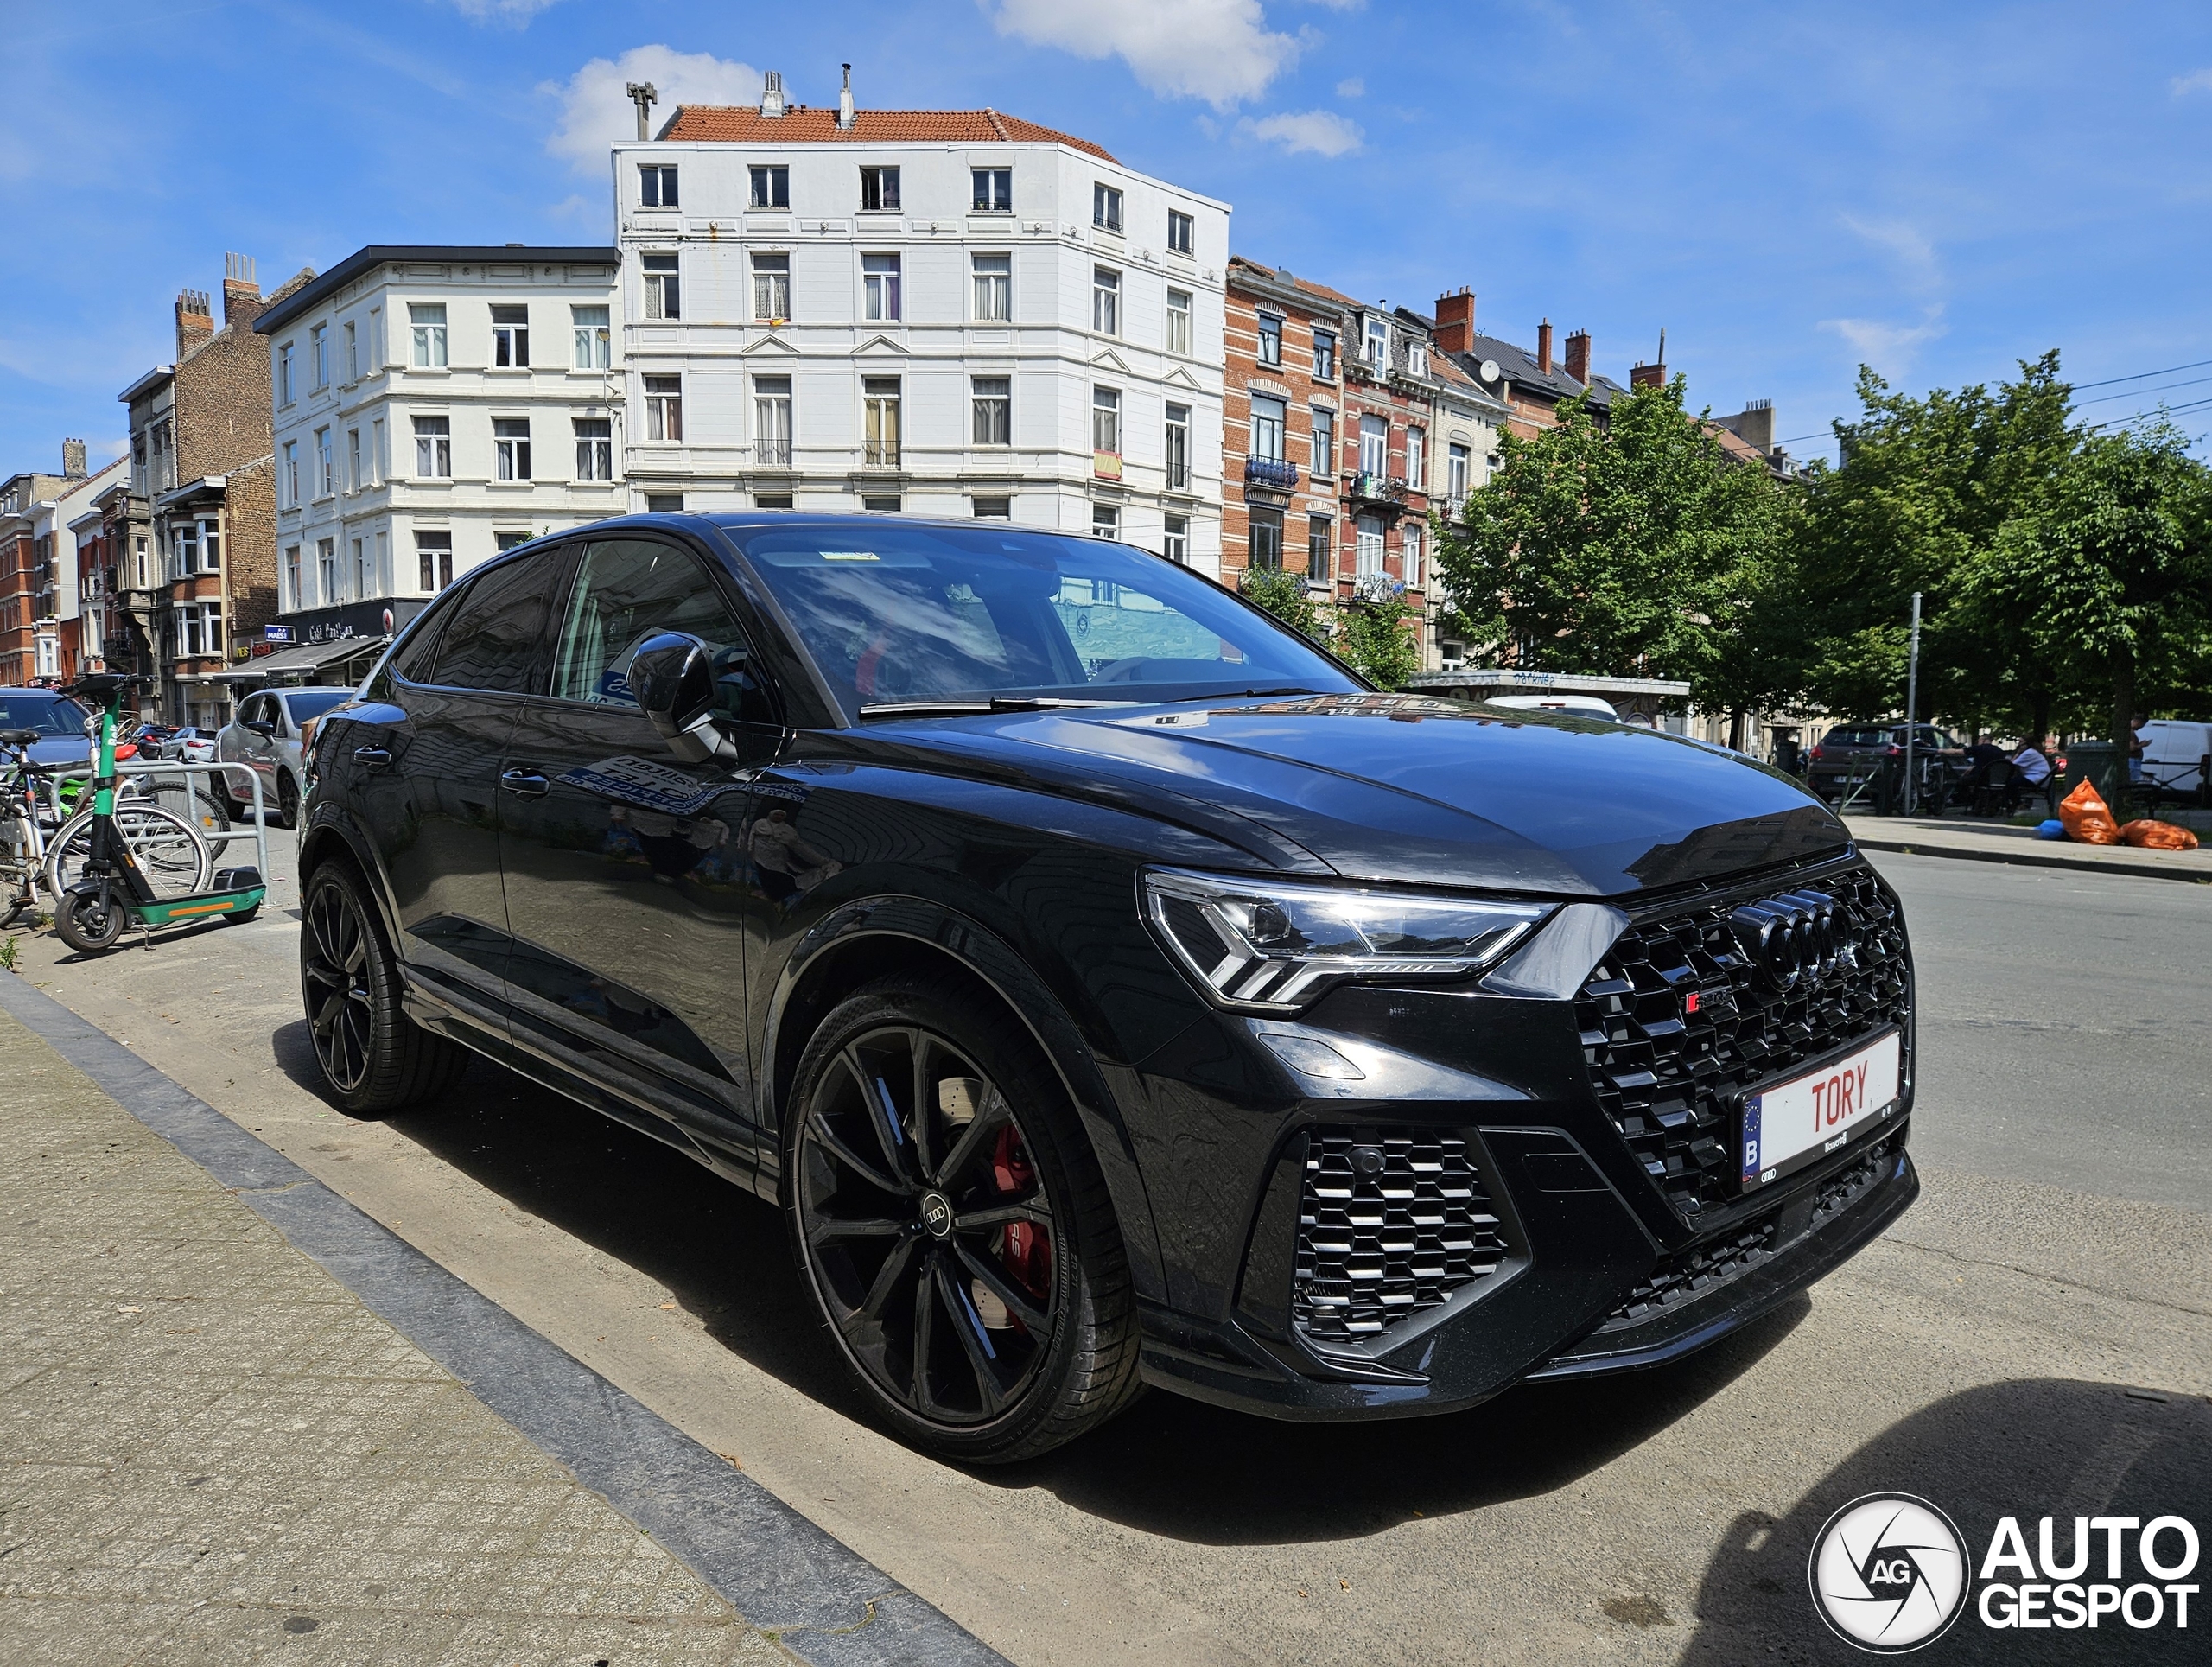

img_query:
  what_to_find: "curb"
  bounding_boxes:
[1850,833,2212,885]
[0,970,1010,1667]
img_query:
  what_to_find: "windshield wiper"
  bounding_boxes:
[1161,686,1326,703]
[858,696,1137,720]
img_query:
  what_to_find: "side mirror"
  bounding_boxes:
[628,631,737,764]
[244,719,276,736]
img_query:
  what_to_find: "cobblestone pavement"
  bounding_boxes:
[0,1006,785,1667]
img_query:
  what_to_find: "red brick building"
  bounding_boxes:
[1332,300,1441,605]
[1428,289,1629,438]
[1220,258,1351,589]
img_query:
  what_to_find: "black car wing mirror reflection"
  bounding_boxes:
[629,630,741,766]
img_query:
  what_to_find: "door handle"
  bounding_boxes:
[499,769,550,799]
[353,746,391,768]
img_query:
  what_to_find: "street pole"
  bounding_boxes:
[1903,590,1923,816]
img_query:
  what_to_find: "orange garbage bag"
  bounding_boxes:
[2118,818,2201,851]
[2057,779,2121,844]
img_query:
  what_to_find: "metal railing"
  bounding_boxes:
[1244,456,1300,492]
[49,757,271,889]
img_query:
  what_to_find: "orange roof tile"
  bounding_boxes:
[658,105,1117,162]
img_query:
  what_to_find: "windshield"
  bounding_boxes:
[282,690,354,723]
[0,696,89,736]
[724,521,1359,721]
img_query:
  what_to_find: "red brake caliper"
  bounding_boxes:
[989,1125,1048,1333]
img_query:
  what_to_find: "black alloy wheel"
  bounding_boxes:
[276,771,300,830]
[785,981,1141,1462]
[299,862,466,1117]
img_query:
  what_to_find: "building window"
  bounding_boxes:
[863,378,902,468]
[315,428,334,497]
[344,320,359,383]
[1403,524,1424,587]
[1091,182,1122,232]
[181,601,222,659]
[416,531,454,593]
[413,415,451,478]
[972,167,1012,211]
[347,429,362,492]
[1308,516,1332,582]
[645,376,683,442]
[1165,403,1191,490]
[1356,515,1384,577]
[1092,267,1121,336]
[862,253,902,321]
[1406,427,1425,488]
[1163,513,1188,563]
[572,305,611,369]
[753,376,791,466]
[1363,317,1388,367]
[1166,288,1192,356]
[492,304,530,368]
[1166,209,1193,255]
[861,495,901,513]
[1249,395,1286,462]
[749,164,790,208]
[282,441,299,506]
[1256,313,1283,368]
[859,166,900,210]
[410,303,448,368]
[639,163,678,207]
[278,343,294,404]
[1447,442,1471,503]
[971,377,1010,446]
[974,497,1011,520]
[1249,507,1283,570]
[1091,385,1121,455]
[371,418,385,486]
[311,325,328,389]
[494,417,532,481]
[751,252,789,321]
[1359,414,1388,476]
[496,531,533,551]
[283,544,300,611]
[1312,408,1336,477]
[1405,340,1428,377]
[348,538,365,601]
[972,253,1011,321]
[1090,502,1120,540]
[316,538,336,606]
[644,253,681,320]
[170,522,198,581]
[1313,330,1337,380]
[575,417,613,480]
[648,493,688,512]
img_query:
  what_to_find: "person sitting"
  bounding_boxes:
[2011,735,2054,815]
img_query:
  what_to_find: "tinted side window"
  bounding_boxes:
[428,552,564,694]
[549,538,777,726]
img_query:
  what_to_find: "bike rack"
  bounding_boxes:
[47,758,272,904]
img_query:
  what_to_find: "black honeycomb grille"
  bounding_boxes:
[1292,1129,1509,1346]
[1574,863,1910,1220]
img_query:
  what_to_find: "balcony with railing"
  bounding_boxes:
[1243,455,1299,494]
[1347,471,1409,509]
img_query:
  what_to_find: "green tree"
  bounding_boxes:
[1236,565,1323,643]
[1336,588,1422,690]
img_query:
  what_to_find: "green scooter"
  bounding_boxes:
[52,674,266,954]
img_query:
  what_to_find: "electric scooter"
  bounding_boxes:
[52,673,266,954]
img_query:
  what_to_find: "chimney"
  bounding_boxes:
[1630,326,1666,390]
[176,288,214,359]
[1727,399,1776,453]
[838,63,855,130]
[1535,318,1553,376]
[221,251,263,328]
[760,69,787,118]
[1433,288,1475,355]
[626,80,658,140]
[1563,329,1591,386]
[62,439,86,479]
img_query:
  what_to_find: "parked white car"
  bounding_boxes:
[216,686,356,827]
[162,725,222,764]
[2139,719,2212,797]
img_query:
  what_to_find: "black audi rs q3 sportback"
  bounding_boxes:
[299,514,1918,1462]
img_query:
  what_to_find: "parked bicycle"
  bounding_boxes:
[3,722,213,930]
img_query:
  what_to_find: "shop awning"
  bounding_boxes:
[236,635,391,680]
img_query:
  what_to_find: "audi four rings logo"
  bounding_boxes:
[1730,891,1853,989]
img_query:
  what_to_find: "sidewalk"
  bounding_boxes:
[1844,813,2212,882]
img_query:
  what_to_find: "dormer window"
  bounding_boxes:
[1363,318,1389,367]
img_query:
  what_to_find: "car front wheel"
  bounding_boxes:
[784,979,1141,1463]
[300,861,467,1117]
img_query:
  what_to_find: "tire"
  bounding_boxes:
[299,860,467,1117]
[276,771,300,830]
[136,779,231,838]
[54,885,129,953]
[783,978,1141,1464]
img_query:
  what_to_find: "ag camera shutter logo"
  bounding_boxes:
[1808,1493,1971,1652]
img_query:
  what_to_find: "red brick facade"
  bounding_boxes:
[1221,258,1347,588]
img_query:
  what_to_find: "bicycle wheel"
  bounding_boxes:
[130,778,232,838]
[44,805,211,901]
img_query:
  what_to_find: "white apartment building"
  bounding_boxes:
[612,74,1229,569]
[252,245,622,676]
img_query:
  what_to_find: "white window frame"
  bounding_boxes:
[859,166,900,211]
[639,163,678,207]
[1249,396,1286,463]
[750,251,789,322]
[572,304,611,369]
[315,428,333,498]
[575,417,613,481]
[1166,288,1192,356]
[1162,513,1188,564]
[1165,404,1191,490]
[1166,209,1194,256]
[1356,515,1385,577]
[643,254,681,321]
[1092,182,1123,232]
[416,531,454,593]
[1312,408,1336,478]
[753,376,792,467]
[1091,385,1121,455]
[1359,414,1388,476]
[493,417,532,481]
[1406,427,1426,489]
[748,164,790,208]
[863,377,902,468]
[971,168,1013,212]
[862,252,902,322]
[410,303,448,369]
[971,253,1011,321]
[1092,266,1121,336]
[344,320,358,383]
[413,414,452,479]
[277,343,294,405]
[310,324,328,390]
[492,304,530,368]
[971,377,1011,447]
[644,376,683,443]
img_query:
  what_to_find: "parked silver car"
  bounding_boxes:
[217,686,356,827]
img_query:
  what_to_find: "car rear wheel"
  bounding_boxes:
[300,861,467,1117]
[784,980,1141,1463]
[276,771,300,830]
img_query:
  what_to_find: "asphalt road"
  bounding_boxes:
[7,843,2208,1665]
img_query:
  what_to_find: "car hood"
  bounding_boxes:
[859,693,1849,898]
[27,736,92,768]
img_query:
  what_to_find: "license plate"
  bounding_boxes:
[1739,1030,1902,1191]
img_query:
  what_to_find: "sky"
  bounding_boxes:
[8,0,2212,476]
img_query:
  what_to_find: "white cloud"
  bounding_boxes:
[1335,76,1364,98]
[1239,109,1363,156]
[1840,214,1942,290]
[543,45,762,177]
[443,0,564,22]
[986,0,1300,110]
[2172,67,2212,95]
[1820,308,1948,376]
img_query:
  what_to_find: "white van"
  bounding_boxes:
[2139,720,2212,794]
[1486,693,1620,721]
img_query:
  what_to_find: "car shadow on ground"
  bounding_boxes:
[271,1021,1815,1543]
[1680,1378,2210,1665]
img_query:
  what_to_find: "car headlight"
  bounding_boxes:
[1142,868,1554,1014]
